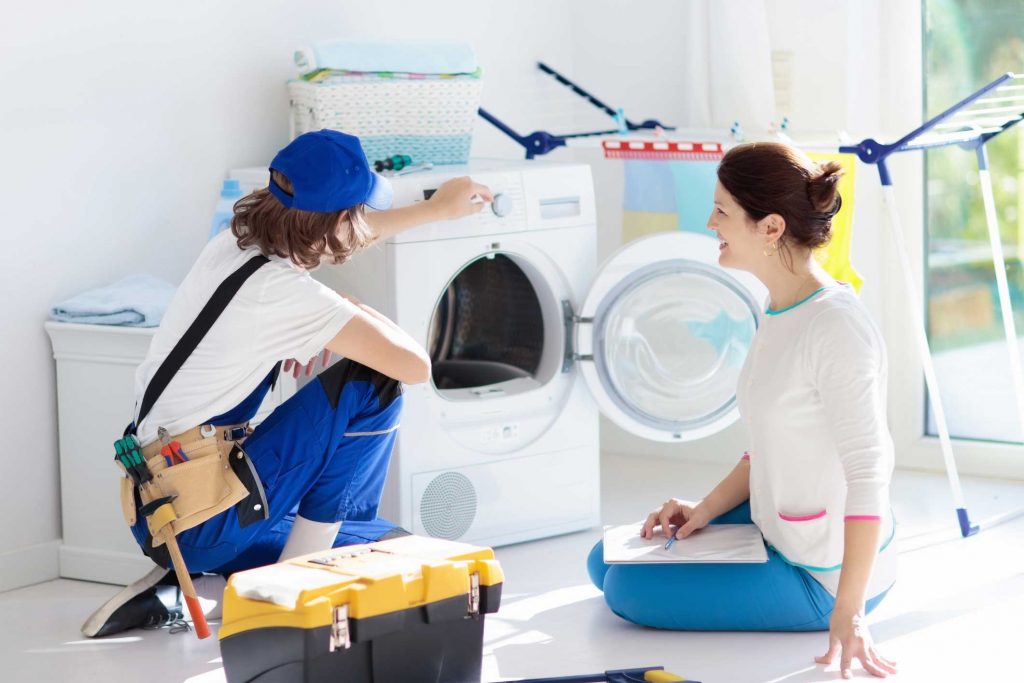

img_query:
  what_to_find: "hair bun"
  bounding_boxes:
[807,160,844,216]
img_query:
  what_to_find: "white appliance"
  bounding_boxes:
[231,160,766,547]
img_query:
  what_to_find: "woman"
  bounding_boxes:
[83,129,492,637]
[588,142,898,679]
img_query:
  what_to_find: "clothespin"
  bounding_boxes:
[730,120,745,142]
[614,108,628,135]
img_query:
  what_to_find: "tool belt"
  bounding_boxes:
[118,422,269,545]
[114,254,272,555]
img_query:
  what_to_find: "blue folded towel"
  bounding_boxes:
[309,41,477,75]
[50,274,177,327]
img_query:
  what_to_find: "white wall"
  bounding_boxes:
[0,0,897,588]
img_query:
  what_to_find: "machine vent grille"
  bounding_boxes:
[419,472,477,540]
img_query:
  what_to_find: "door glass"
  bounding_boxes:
[594,262,759,431]
[428,254,544,390]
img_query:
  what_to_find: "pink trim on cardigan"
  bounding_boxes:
[740,452,750,461]
[777,509,827,522]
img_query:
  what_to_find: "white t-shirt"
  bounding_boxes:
[132,230,358,445]
[737,285,897,597]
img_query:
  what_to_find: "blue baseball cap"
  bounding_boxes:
[268,129,393,212]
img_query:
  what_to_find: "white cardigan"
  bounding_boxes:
[737,285,897,597]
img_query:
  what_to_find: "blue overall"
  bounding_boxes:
[131,358,404,575]
[587,502,890,631]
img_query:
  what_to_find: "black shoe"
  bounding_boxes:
[81,566,178,637]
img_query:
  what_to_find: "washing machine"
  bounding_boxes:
[230,160,766,547]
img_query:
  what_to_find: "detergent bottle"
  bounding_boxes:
[209,179,243,240]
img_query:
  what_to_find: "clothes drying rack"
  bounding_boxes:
[840,71,1024,538]
[477,62,675,159]
[477,62,837,161]
[481,65,1024,539]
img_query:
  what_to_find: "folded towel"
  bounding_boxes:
[50,274,177,327]
[303,41,477,75]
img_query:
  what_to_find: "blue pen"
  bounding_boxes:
[664,533,677,550]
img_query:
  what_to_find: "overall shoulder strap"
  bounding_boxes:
[130,254,270,434]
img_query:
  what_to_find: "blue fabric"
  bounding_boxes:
[622,160,719,235]
[668,161,719,233]
[206,364,278,426]
[131,361,403,573]
[312,41,478,74]
[587,502,891,631]
[50,275,176,327]
[623,160,679,214]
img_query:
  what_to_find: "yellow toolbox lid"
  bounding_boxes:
[220,535,503,640]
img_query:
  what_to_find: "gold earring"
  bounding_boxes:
[763,241,778,257]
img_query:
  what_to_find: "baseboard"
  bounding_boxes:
[0,541,60,593]
[59,545,159,586]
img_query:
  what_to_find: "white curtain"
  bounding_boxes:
[680,0,777,131]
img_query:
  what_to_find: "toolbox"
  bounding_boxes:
[219,535,503,683]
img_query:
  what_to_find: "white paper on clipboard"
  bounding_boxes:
[602,523,768,564]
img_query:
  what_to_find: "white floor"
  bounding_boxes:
[2,454,1023,683]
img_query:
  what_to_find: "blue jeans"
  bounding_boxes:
[587,502,889,631]
[132,359,404,574]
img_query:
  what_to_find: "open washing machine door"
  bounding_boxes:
[574,232,767,442]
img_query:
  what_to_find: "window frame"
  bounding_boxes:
[882,1,1024,479]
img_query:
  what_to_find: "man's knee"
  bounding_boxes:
[317,359,403,411]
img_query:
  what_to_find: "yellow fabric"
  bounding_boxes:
[809,152,862,293]
[622,211,680,243]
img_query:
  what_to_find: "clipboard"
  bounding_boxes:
[603,523,768,564]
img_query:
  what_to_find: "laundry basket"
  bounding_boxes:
[288,73,483,165]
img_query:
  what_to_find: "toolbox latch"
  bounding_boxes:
[330,604,351,652]
[468,572,480,616]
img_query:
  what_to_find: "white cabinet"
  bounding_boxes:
[45,322,295,585]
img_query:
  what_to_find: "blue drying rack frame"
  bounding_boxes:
[840,72,1024,538]
[478,62,674,158]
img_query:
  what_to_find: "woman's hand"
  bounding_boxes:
[640,498,712,540]
[816,609,898,679]
[427,177,494,221]
[283,349,332,379]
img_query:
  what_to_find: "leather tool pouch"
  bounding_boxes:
[120,431,270,541]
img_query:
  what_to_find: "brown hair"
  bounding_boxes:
[230,169,374,269]
[717,142,843,263]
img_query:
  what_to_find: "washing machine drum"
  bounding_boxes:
[429,254,544,390]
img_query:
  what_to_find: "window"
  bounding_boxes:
[924,0,1024,442]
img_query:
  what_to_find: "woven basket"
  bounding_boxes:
[288,76,483,165]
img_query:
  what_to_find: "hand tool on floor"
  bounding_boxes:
[502,667,693,683]
[115,434,210,639]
